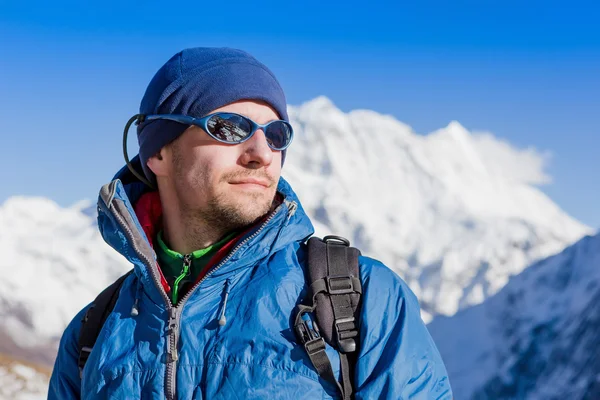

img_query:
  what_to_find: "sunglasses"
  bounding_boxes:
[143,112,294,151]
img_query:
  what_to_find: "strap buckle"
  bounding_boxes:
[294,307,331,367]
[78,346,93,378]
[334,317,358,353]
[295,318,316,344]
[304,337,327,357]
[294,305,321,344]
[326,276,355,295]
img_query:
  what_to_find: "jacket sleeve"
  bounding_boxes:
[354,257,453,400]
[48,306,89,400]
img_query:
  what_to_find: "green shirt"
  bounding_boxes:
[156,230,237,305]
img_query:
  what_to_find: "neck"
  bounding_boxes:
[158,192,230,255]
[161,212,228,255]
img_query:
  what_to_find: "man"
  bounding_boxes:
[49,47,452,399]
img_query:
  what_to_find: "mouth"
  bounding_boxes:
[229,179,271,188]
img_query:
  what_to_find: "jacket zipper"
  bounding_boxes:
[164,201,295,400]
[107,187,296,400]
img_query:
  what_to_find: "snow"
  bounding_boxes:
[0,96,592,392]
[429,233,600,399]
[0,196,131,364]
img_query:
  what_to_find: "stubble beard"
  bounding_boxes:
[172,147,276,241]
[203,187,274,230]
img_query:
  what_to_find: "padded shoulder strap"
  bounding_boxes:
[77,270,133,377]
[295,236,362,400]
[307,236,362,352]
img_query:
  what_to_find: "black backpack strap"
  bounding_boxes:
[77,270,133,378]
[294,236,362,400]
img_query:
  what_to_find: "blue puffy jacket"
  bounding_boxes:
[49,165,452,399]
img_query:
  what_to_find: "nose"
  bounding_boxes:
[239,129,274,168]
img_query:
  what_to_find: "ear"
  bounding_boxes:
[146,147,169,177]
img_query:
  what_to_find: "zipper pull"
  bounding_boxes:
[168,308,179,361]
[182,254,192,268]
[172,254,193,305]
[168,308,178,334]
[218,279,232,326]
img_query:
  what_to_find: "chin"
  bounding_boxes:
[235,194,274,216]
[240,196,272,213]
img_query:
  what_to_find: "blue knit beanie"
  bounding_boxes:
[136,47,289,183]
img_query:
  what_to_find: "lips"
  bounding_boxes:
[229,178,271,188]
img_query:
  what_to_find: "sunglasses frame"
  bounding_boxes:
[144,112,294,151]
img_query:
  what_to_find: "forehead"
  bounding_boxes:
[210,100,280,124]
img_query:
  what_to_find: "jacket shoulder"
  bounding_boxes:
[355,256,453,399]
[48,303,91,399]
[358,255,419,304]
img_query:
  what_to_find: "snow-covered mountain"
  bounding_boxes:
[284,97,591,320]
[429,232,600,399]
[0,197,131,366]
[0,96,591,373]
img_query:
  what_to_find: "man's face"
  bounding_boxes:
[154,100,283,231]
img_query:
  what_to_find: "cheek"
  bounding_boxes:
[186,149,230,185]
[172,147,209,184]
[270,152,283,176]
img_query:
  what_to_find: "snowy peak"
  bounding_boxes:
[429,232,600,399]
[284,97,590,319]
[435,120,473,145]
[426,120,489,178]
[1,196,65,223]
[290,95,345,123]
[446,120,469,135]
[299,95,337,111]
[0,196,95,238]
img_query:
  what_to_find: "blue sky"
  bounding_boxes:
[1,0,599,227]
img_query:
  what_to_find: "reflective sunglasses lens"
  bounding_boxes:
[206,114,252,142]
[265,121,292,150]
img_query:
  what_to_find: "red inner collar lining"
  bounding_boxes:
[132,191,279,297]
